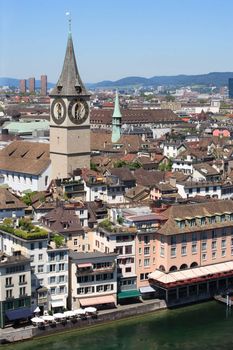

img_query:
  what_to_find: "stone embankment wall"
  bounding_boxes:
[1,300,166,344]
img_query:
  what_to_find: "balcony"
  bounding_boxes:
[93,265,115,273]
[76,263,93,275]
[76,263,116,275]
[99,225,137,235]
[19,293,28,298]
[5,284,14,288]
[76,267,93,275]
[19,281,27,286]
[38,297,48,305]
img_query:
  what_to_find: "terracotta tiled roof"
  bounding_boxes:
[193,162,220,176]
[109,168,135,182]
[133,169,165,187]
[91,131,149,153]
[0,188,26,210]
[124,185,149,201]
[121,154,137,162]
[158,199,233,235]
[42,206,83,234]
[0,141,50,175]
[91,109,180,125]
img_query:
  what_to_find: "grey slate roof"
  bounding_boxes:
[50,34,87,96]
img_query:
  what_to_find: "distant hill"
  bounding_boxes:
[2,72,233,90]
[0,77,54,89]
[88,72,233,89]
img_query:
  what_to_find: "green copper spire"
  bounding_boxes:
[111,91,122,143]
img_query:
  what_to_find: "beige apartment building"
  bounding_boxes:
[68,251,118,310]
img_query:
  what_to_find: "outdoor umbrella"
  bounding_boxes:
[84,307,97,314]
[42,315,55,322]
[74,308,86,316]
[31,317,44,324]
[53,313,65,319]
[63,310,76,318]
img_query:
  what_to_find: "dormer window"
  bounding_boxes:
[201,218,205,226]
[57,84,62,92]
[220,215,225,222]
[209,216,216,224]
[190,219,196,227]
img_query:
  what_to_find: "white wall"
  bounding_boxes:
[0,164,51,195]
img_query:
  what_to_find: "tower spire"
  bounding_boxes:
[111,90,122,143]
[50,14,87,97]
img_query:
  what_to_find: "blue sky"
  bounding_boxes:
[0,0,233,83]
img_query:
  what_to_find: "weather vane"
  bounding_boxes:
[66,11,72,34]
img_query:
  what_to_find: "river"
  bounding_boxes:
[3,301,233,350]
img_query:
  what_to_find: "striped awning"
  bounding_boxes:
[79,295,116,307]
[77,263,92,268]
[149,261,233,285]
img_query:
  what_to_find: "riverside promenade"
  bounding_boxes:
[0,299,166,344]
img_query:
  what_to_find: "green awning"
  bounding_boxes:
[117,290,141,300]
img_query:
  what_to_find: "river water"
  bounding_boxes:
[3,301,233,350]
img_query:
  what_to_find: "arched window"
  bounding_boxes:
[169,265,177,272]
[190,262,198,268]
[180,264,188,270]
[159,265,165,272]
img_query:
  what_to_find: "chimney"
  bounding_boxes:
[169,177,176,187]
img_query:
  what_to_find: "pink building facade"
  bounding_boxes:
[149,200,233,305]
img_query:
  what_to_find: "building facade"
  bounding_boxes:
[0,252,31,328]
[68,251,118,310]
[19,79,26,94]
[41,75,47,96]
[28,77,35,94]
[148,200,233,305]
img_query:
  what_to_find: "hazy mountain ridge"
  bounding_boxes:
[1,72,233,90]
[88,72,233,89]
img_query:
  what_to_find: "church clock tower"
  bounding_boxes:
[49,25,90,179]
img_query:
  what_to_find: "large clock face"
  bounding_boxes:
[51,99,66,124]
[68,99,89,124]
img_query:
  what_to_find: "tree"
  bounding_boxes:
[117,216,123,225]
[113,160,127,168]
[90,161,98,171]
[159,158,173,171]
[51,234,65,248]
[22,191,37,206]
[19,218,34,232]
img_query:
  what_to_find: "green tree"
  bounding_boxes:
[22,191,37,206]
[113,160,127,168]
[90,161,98,171]
[51,234,65,248]
[19,218,34,232]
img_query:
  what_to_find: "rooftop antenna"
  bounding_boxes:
[66,11,72,35]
